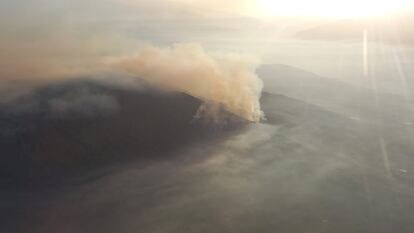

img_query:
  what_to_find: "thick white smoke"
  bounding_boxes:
[116,44,264,122]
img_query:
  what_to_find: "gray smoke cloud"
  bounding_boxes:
[1,85,119,118]
[115,44,264,122]
[47,89,120,118]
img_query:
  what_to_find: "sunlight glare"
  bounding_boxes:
[256,0,414,18]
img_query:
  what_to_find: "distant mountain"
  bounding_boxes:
[293,12,414,46]
[0,80,246,187]
[258,64,346,95]
[257,64,414,125]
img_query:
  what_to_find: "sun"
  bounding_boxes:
[256,0,413,18]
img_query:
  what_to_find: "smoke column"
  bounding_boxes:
[116,44,264,122]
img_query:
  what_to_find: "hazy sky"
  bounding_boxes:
[1,0,414,96]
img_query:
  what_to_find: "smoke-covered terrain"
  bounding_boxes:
[0,79,246,187]
[1,65,414,233]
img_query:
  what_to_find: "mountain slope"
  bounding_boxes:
[3,91,414,233]
[0,80,247,187]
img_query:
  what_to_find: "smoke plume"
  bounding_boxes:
[116,44,264,122]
